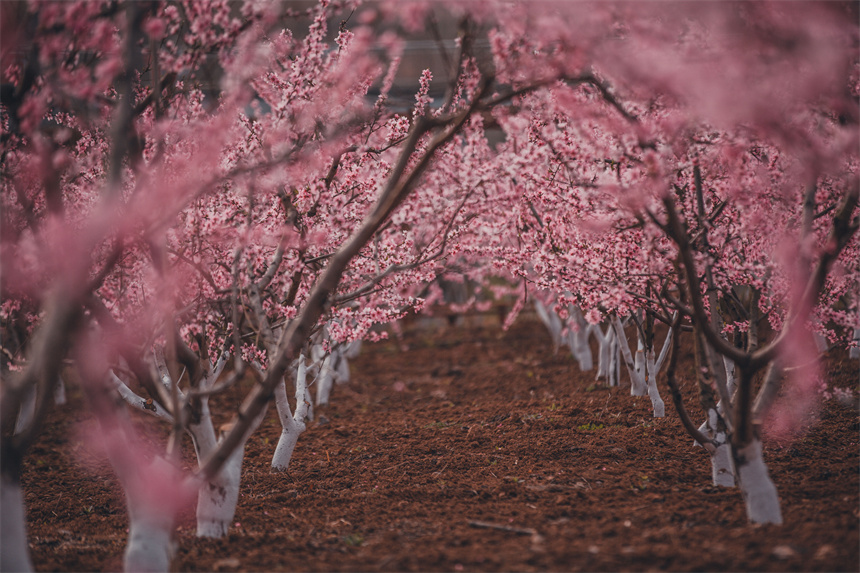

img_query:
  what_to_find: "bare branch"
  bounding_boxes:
[664,316,716,452]
[662,195,749,365]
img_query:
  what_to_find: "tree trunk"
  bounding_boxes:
[633,337,646,396]
[711,442,734,488]
[567,307,594,371]
[315,353,334,406]
[333,346,350,385]
[644,350,665,418]
[272,358,310,471]
[610,333,621,387]
[195,441,244,538]
[732,437,783,524]
[534,299,562,353]
[850,327,859,360]
[594,324,612,381]
[272,427,302,471]
[124,512,175,573]
[120,456,184,572]
[1,461,33,573]
[699,408,735,487]
[612,316,647,396]
[189,395,265,538]
[13,386,37,436]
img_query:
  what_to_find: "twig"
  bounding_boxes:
[468,520,537,536]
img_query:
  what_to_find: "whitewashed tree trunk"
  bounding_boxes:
[185,396,229,539]
[122,462,177,573]
[315,352,334,406]
[612,316,647,396]
[193,356,265,538]
[593,324,612,381]
[733,438,783,524]
[344,339,362,360]
[634,337,646,394]
[54,374,66,405]
[332,346,350,385]
[695,353,737,487]
[712,442,734,487]
[698,408,735,487]
[96,368,180,570]
[612,315,672,417]
[14,385,36,435]
[194,433,245,538]
[1,471,34,573]
[14,375,66,434]
[566,307,593,371]
[723,356,736,396]
[112,352,255,540]
[271,356,310,471]
[850,327,859,360]
[644,351,666,418]
[609,332,621,387]
[534,299,563,353]
[313,340,352,406]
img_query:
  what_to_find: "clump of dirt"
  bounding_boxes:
[20,313,860,572]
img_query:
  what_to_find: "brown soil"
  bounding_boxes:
[20,313,860,572]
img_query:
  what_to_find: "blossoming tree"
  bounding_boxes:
[2,2,858,571]
[473,0,859,523]
[0,0,573,569]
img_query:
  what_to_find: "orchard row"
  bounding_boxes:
[2,2,858,571]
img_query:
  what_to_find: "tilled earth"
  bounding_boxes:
[21,313,860,572]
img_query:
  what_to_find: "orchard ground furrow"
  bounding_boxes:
[23,314,859,572]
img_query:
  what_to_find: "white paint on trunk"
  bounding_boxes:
[193,356,261,538]
[723,357,736,396]
[114,352,246,541]
[734,438,783,525]
[333,346,350,385]
[696,354,736,482]
[567,307,593,371]
[612,316,646,396]
[699,408,735,487]
[644,350,665,418]
[271,356,310,471]
[711,442,735,488]
[609,333,621,387]
[344,339,362,360]
[534,299,563,352]
[633,338,646,396]
[124,513,175,573]
[54,374,67,405]
[195,442,244,538]
[593,324,611,381]
[14,386,36,435]
[850,327,859,360]
[315,353,334,406]
[272,428,301,471]
[612,315,671,417]
[1,474,34,573]
[120,457,179,573]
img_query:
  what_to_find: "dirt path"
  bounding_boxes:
[22,314,860,571]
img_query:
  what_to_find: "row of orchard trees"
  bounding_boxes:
[2,1,858,570]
